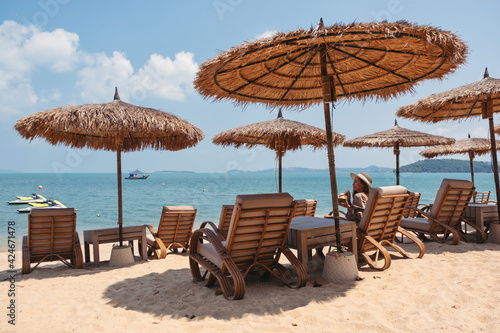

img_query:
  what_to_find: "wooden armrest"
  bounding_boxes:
[198,221,225,241]
[413,209,460,244]
[144,224,167,258]
[145,224,158,237]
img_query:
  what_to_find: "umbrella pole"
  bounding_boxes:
[278,152,283,193]
[468,151,475,188]
[394,142,400,185]
[117,146,123,247]
[320,45,342,252]
[487,117,500,218]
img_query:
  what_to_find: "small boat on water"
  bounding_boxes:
[18,199,66,213]
[8,194,46,205]
[125,169,149,179]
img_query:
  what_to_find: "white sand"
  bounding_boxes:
[1,240,499,332]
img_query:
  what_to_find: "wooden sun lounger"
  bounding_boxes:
[22,208,83,274]
[189,193,307,300]
[146,205,197,258]
[400,179,486,245]
[353,185,425,270]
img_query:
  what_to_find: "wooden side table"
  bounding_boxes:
[286,216,357,270]
[464,203,498,241]
[84,225,148,266]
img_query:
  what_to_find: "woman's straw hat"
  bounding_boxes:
[350,172,372,187]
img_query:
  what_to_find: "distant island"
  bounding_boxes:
[154,170,196,173]
[227,159,494,173]
[399,159,493,173]
[228,165,393,173]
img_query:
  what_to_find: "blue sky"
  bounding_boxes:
[1,0,499,173]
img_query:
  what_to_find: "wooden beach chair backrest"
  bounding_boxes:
[157,205,197,250]
[357,185,409,252]
[473,191,491,203]
[24,207,83,274]
[224,193,296,273]
[218,204,234,239]
[428,179,474,233]
[403,191,421,218]
[294,199,317,217]
[28,207,78,263]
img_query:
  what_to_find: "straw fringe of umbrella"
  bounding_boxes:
[419,137,498,158]
[343,122,455,148]
[213,110,345,192]
[195,20,468,110]
[212,112,344,153]
[396,69,500,122]
[343,120,455,184]
[15,99,204,152]
[420,136,500,186]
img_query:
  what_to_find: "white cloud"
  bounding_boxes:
[129,52,198,101]
[77,51,198,103]
[470,126,489,138]
[0,20,79,119]
[77,51,135,102]
[0,19,199,119]
[0,20,79,73]
[23,28,79,72]
[0,69,37,117]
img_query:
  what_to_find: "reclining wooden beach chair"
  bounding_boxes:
[400,179,486,245]
[294,199,317,217]
[199,204,234,241]
[22,208,83,274]
[353,185,425,270]
[146,205,197,258]
[189,193,307,300]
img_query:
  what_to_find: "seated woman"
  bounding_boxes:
[324,172,372,222]
[340,172,372,223]
[316,172,372,259]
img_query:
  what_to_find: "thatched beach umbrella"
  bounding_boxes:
[15,88,204,246]
[213,110,345,192]
[343,120,455,185]
[495,124,500,135]
[195,19,467,251]
[420,135,500,186]
[396,68,500,218]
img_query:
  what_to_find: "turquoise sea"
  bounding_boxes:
[0,172,496,249]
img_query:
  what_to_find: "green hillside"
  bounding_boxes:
[400,159,493,173]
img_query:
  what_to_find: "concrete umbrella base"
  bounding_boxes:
[322,251,359,283]
[109,245,135,267]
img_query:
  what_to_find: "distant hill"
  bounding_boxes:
[228,165,394,173]
[226,160,494,174]
[400,159,493,173]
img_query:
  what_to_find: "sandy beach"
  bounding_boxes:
[1,240,499,333]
